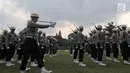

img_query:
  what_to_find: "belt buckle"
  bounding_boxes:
[27,36,34,38]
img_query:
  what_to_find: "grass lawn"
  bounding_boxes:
[0,50,130,73]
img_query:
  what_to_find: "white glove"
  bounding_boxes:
[100,46,103,49]
[7,47,10,49]
[38,43,40,46]
[17,48,21,50]
[128,45,130,47]
[50,22,56,28]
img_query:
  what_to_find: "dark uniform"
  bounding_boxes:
[42,32,48,57]
[6,27,18,66]
[127,28,130,59]
[20,13,55,73]
[77,26,86,67]
[91,29,98,63]
[95,25,106,66]
[0,30,8,64]
[17,29,27,64]
[88,33,93,60]
[120,25,130,65]
[68,33,74,56]
[104,31,112,60]
[73,30,79,63]
[111,28,120,63]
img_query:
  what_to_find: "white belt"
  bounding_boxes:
[26,36,36,39]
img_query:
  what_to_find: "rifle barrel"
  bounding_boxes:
[7,25,11,29]
[70,28,74,32]
[73,24,79,31]
[1,28,4,31]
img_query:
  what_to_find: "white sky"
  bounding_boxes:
[0,0,130,38]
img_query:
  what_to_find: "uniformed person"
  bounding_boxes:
[42,32,47,59]
[111,28,120,63]
[17,28,27,64]
[48,36,53,57]
[52,37,58,56]
[105,31,112,60]
[0,30,8,64]
[127,28,130,59]
[68,33,74,56]
[77,26,86,67]
[88,33,93,60]
[73,29,79,63]
[45,37,50,56]
[6,26,18,67]
[120,25,130,65]
[84,35,90,56]
[91,29,98,63]
[95,25,106,66]
[20,13,56,73]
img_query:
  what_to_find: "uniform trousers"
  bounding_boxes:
[20,38,44,70]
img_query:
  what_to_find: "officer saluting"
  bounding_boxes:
[20,13,56,73]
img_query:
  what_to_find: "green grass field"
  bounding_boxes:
[0,50,130,73]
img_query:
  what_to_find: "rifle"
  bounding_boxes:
[70,28,74,33]
[7,25,11,29]
[115,23,122,31]
[73,24,80,31]
[92,23,98,30]
[89,28,93,33]
[1,28,4,32]
[18,29,21,32]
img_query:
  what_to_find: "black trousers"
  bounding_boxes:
[53,48,57,54]
[73,43,79,59]
[85,43,91,55]
[121,41,129,61]
[91,44,97,59]
[120,43,123,56]
[69,45,73,55]
[20,38,44,70]
[97,42,104,61]
[112,43,119,58]
[0,44,6,60]
[17,44,24,60]
[6,44,16,61]
[105,43,111,57]
[79,49,84,62]
[45,46,49,54]
[73,49,78,59]
[49,45,53,55]
[78,43,84,62]
[30,52,36,62]
[40,44,46,59]
[128,47,130,58]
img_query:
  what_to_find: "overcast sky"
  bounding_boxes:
[0,0,130,38]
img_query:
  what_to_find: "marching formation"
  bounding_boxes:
[0,13,130,73]
[68,22,130,67]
